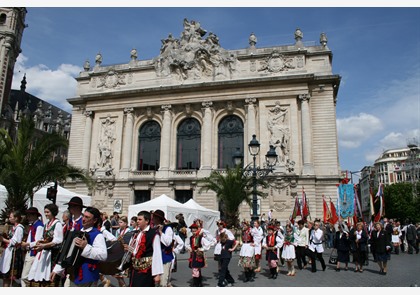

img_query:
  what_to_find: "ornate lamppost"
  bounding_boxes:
[233,134,278,222]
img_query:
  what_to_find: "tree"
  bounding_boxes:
[383,182,420,223]
[0,117,92,221]
[198,165,268,227]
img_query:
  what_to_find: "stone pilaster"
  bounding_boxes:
[159,104,172,171]
[82,110,93,170]
[122,107,134,171]
[201,101,213,170]
[299,94,314,175]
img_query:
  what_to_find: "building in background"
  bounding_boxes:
[64,20,342,222]
[0,7,27,115]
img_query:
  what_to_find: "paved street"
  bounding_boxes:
[102,247,420,288]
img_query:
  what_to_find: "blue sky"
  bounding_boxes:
[9,4,420,178]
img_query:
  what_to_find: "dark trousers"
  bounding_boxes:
[296,246,307,269]
[407,239,419,254]
[218,258,234,286]
[306,249,326,272]
[129,268,154,287]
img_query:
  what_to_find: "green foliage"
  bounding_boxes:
[383,182,420,223]
[198,165,268,227]
[0,117,92,222]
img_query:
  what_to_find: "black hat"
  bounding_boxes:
[64,196,85,208]
[153,209,166,222]
[26,207,41,217]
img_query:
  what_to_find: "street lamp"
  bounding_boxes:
[233,134,278,222]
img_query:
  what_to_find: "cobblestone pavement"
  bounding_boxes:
[100,247,419,288]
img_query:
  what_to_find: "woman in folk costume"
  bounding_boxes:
[185,221,213,287]
[238,221,256,282]
[28,203,63,286]
[251,219,264,273]
[282,224,299,276]
[110,215,132,286]
[262,225,282,279]
[0,210,25,287]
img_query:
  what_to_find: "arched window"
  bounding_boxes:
[138,121,161,171]
[218,115,244,169]
[0,14,6,25]
[177,118,201,170]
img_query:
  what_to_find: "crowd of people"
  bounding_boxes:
[0,200,419,287]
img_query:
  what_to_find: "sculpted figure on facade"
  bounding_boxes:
[97,115,116,168]
[154,19,238,81]
[267,101,290,163]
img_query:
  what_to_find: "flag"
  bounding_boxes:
[322,195,331,223]
[301,189,310,221]
[374,183,385,222]
[290,196,301,224]
[329,198,339,224]
[369,187,375,218]
[353,186,363,225]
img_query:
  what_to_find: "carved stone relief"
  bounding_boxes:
[267,101,290,164]
[258,51,295,73]
[97,69,126,89]
[97,115,116,169]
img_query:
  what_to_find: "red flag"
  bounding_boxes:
[302,189,310,220]
[329,199,339,224]
[290,196,301,224]
[322,195,331,223]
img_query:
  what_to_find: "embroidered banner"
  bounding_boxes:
[337,184,355,218]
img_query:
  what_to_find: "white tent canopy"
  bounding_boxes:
[128,194,220,235]
[33,183,91,222]
[0,184,8,213]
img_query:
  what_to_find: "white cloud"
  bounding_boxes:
[12,54,82,113]
[337,113,383,148]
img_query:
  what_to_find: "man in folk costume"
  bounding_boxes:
[152,209,175,287]
[250,219,264,273]
[20,207,44,287]
[238,221,256,282]
[307,220,326,272]
[128,210,163,287]
[51,207,108,286]
[65,196,85,232]
[185,222,213,287]
[262,225,282,279]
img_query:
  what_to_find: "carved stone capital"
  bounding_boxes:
[161,104,172,112]
[298,94,311,103]
[124,107,134,115]
[245,97,257,105]
[85,110,93,118]
[202,101,213,108]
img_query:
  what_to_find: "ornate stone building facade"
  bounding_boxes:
[66,19,341,222]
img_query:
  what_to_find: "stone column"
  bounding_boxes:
[246,97,257,164]
[122,107,134,170]
[159,104,172,171]
[201,101,213,170]
[299,94,314,175]
[82,110,93,170]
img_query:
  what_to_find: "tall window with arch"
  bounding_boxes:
[138,120,161,171]
[218,115,244,169]
[177,118,201,170]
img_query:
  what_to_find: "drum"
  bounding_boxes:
[98,240,125,275]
